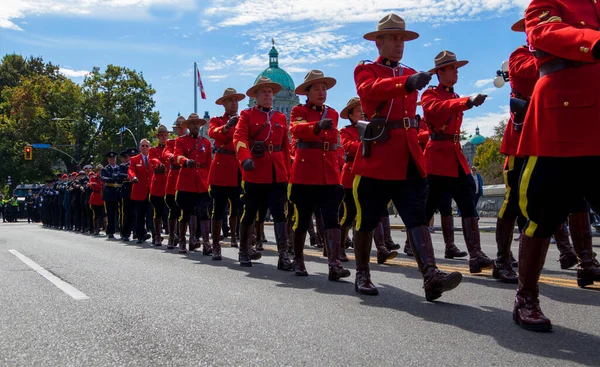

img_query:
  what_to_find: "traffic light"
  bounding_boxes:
[24,145,32,160]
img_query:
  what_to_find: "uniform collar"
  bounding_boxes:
[256,105,272,113]
[439,84,454,93]
[307,102,324,112]
[158,144,165,148]
[224,112,237,119]
[376,56,399,68]
[190,133,199,138]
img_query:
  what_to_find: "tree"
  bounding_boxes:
[473,120,507,185]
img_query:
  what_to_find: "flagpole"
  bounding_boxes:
[193,61,198,114]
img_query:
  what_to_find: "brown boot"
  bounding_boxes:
[275,222,293,271]
[167,217,177,249]
[188,216,199,251]
[569,212,600,287]
[178,221,188,254]
[462,217,493,273]
[354,231,377,295]
[200,220,212,256]
[381,216,400,250]
[316,216,326,251]
[238,223,253,267]
[260,222,267,243]
[255,222,264,251]
[493,217,519,283]
[153,217,163,246]
[553,223,578,269]
[403,237,413,256]
[327,228,351,281]
[513,235,552,331]
[442,216,467,258]
[293,229,308,276]
[287,215,295,256]
[340,225,351,262]
[407,226,462,302]
[308,220,319,247]
[211,219,222,261]
[374,221,397,264]
[229,216,238,248]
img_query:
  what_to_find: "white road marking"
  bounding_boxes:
[8,249,89,301]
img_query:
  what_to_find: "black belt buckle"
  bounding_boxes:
[323,142,330,151]
[403,117,411,130]
[453,134,459,143]
[268,144,274,153]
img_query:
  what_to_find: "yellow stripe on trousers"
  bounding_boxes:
[498,155,515,219]
[352,175,362,231]
[519,156,539,237]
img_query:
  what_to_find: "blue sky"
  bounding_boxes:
[1,0,530,137]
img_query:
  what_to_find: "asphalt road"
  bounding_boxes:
[1,221,599,366]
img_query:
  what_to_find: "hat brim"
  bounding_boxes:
[428,60,469,74]
[363,29,419,42]
[246,82,282,98]
[340,101,362,120]
[182,118,208,128]
[215,93,246,105]
[294,77,337,95]
[511,18,525,32]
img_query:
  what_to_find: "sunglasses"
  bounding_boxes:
[141,145,149,147]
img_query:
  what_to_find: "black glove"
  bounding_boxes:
[131,177,138,183]
[467,94,487,108]
[155,164,166,174]
[405,72,432,93]
[314,118,333,134]
[594,42,600,60]
[185,159,196,168]
[225,116,239,129]
[242,159,254,171]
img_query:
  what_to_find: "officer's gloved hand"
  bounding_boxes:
[467,94,487,108]
[242,159,255,171]
[405,72,432,93]
[185,159,196,168]
[155,164,165,174]
[593,42,600,60]
[225,116,239,129]
[314,118,333,134]
[131,177,138,183]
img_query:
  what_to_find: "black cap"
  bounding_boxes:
[119,150,130,158]
[127,147,139,156]
[105,151,118,158]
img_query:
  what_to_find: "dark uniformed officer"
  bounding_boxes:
[82,165,94,234]
[101,151,122,239]
[119,148,137,241]
[25,190,34,224]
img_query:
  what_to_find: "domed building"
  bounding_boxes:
[248,39,299,123]
[462,126,486,166]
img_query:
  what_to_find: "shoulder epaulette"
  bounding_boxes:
[358,60,373,66]
[400,63,417,72]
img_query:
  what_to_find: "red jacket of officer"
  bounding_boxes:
[417,119,429,151]
[289,104,340,185]
[88,174,104,206]
[421,84,472,177]
[518,0,600,157]
[339,124,360,189]
[208,113,240,187]
[353,57,426,180]
[149,144,168,197]
[128,154,154,201]
[233,107,290,184]
[162,139,180,196]
[174,135,212,193]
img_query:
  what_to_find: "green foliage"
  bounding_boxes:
[473,120,507,185]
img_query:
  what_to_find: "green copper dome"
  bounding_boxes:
[468,127,486,145]
[255,40,295,91]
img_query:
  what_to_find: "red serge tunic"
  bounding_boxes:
[89,175,104,206]
[339,124,360,189]
[233,107,290,184]
[352,57,426,180]
[289,104,341,185]
[174,135,212,193]
[149,144,168,197]
[162,138,181,196]
[421,84,472,177]
[208,113,240,187]
[128,154,153,201]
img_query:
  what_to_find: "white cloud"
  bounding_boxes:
[424,42,432,47]
[474,78,493,87]
[0,0,197,30]
[59,67,90,78]
[205,74,229,81]
[462,105,510,137]
[434,38,442,41]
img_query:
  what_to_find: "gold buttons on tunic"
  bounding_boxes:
[396,83,403,88]
[581,21,586,25]
[564,101,569,107]
[580,46,590,53]
[301,159,305,162]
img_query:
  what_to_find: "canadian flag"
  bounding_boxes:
[197,68,206,100]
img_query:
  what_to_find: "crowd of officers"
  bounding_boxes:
[34,5,600,332]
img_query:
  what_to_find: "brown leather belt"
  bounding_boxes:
[296,141,338,151]
[251,144,282,152]
[214,147,235,155]
[387,117,420,130]
[430,132,460,142]
[184,163,207,169]
[104,183,122,188]
[539,58,587,77]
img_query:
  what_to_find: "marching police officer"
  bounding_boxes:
[101,151,122,239]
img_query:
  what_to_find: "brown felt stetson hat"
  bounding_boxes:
[363,14,419,42]
[294,70,337,95]
[428,50,469,74]
[511,18,525,32]
[340,97,361,120]
[156,124,168,134]
[246,76,282,98]
[182,113,207,128]
[215,87,246,105]
[172,115,186,128]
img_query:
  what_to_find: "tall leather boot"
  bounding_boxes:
[275,222,293,271]
[327,228,351,281]
[93,217,101,236]
[307,220,319,247]
[247,224,262,260]
[340,226,351,262]
[188,216,199,251]
[553,223,578,269]
[354,231,377,295]
[178,221,188,254]
[153,217,163,246]
[316,216,327,253]
[407,226,462,302]
[442,216,467,258]
[201,220,212,256]
[260,223,267,243]
[492,217,518,283]
[293,229,308,276]
[238,223,253,267]
[403,236,413,256]
[211,219,222,260]
[287,216,295,256]
[167,217,177,249]
[229,216,238,248]
[462,217,494,273]
[381,216,400,250]
[374,221,397,264]
[569,212,600,287]
[255,222,264,251]
[513,234,552,331]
